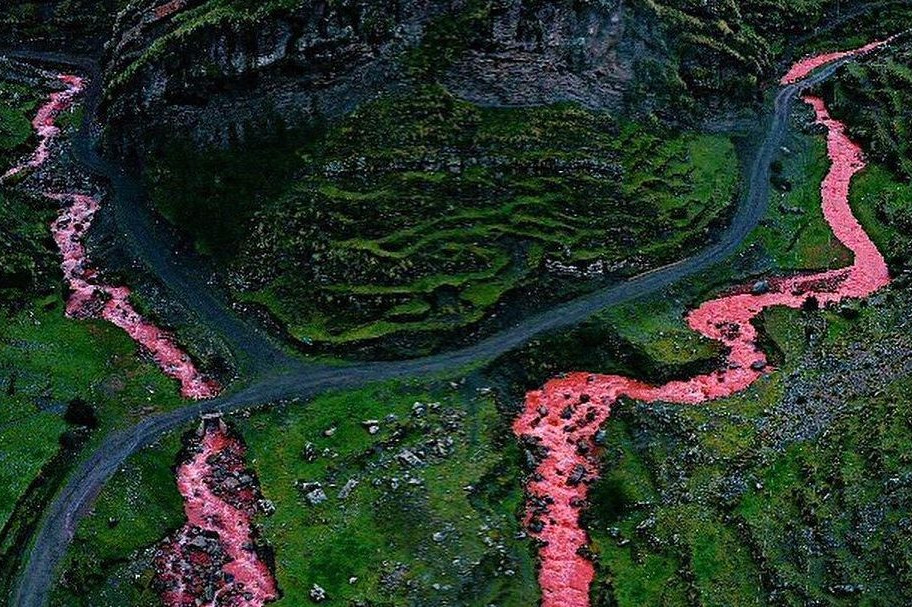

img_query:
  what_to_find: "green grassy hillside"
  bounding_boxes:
[149,85,739,353]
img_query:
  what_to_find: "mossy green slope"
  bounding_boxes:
[151,85,738,352]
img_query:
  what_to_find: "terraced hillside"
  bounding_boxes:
[150,85,738,353]
[96,0,912,357]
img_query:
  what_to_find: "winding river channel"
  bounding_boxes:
[2,70,219,400]
[0,32,901,607]
[513,40,894,607]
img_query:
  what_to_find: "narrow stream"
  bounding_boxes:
[4,71,219,399]
[154,421,278,606]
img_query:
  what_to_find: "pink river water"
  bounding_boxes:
[49,191,220,399]
[780,37,896,85]
[152,0,188,20]
[7,68,275,606]
[5,71,219,399]
[513,44,893,607]
[155,422,278,607]
[1,74,84,182]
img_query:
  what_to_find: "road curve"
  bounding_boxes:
[4,45,886,607]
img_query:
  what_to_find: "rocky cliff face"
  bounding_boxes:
[102,0,445,155]
[443,1,632,109]
[96,0,854,159]
[0,0,118,53]
[99,0,647,157]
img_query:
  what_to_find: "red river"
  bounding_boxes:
[4,71,219,399]
[154,422,278,607]
[513,42,893,607]
[5,68,276,606]
[1,74,84,182]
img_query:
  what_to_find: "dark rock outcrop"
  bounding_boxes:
[99,0,647,157]
[102,0,448,155]
[443,1,632,109]
[0,0,118,53]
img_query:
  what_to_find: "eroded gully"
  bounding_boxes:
[2,71,219,399]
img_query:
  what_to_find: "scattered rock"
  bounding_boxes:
[751,280,771,295]
[309,583,327,603]
[302,442,317,461]
[297,481,327,506]
[567,464,587,486]
[397,449,423,467]
[338,478,359,500]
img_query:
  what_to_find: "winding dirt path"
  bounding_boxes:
[512,43,893,607]
[3,70,219,399]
